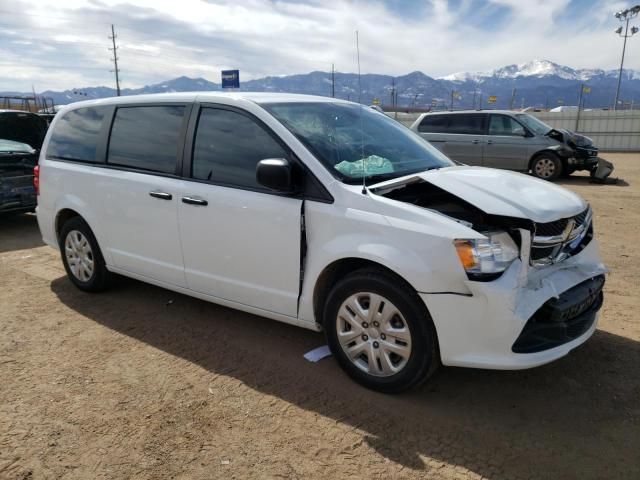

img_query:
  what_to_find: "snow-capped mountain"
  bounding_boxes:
[441,59,639,82]
[3,60,639,110]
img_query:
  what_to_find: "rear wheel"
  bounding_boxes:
[59,217,112,292]
[531,153,562,181]
[323,268,439,393]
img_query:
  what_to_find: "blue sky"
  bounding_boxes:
[0,0,637,91]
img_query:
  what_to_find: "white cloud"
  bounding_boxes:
[0,0,637,91]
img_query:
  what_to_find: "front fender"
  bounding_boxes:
[297,201,472,325]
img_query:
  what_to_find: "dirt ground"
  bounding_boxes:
[1,153,639,480]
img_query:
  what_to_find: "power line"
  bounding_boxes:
[0,62,112,71]
[0,9,112,25]
[109,24,121,96]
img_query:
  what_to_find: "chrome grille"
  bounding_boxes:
[531,207,592,266]
[535,219,569,237]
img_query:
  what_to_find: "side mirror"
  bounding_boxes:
[256,158,295,193]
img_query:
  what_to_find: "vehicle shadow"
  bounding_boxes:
[50,276,640,479]
[556,174,630,187]
[0,213,44,253]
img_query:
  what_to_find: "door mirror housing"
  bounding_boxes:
[256,158,295,193]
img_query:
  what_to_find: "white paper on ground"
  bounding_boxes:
[303,345,332,362]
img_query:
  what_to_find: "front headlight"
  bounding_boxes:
[454,231,519,279]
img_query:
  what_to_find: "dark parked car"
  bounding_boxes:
[0,110,47,214]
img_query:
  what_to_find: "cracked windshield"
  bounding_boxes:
[263,102,453,184]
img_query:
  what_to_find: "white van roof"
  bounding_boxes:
[57,92,351,111]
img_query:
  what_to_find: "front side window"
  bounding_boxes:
[515,114,552,135]
[47,107,108,162]
[262,102,453,184]
[489,115,526,136]
[192,108,288,189]
[107,106,185,174]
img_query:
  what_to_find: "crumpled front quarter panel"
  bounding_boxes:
[297,193,476,325]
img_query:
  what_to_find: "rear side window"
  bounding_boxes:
[446,114,485,135]
[192,108,287,189]
[489,115,526,136]
[418,115,448,133]
[47,107,108,162]
[107,106,185,174]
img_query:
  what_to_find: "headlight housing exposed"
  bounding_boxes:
[454,231,519,280]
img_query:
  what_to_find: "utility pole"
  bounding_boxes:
[331,63,335,98]
[510,88,517,110]
[390,78,395,110]
[613,6,639,110]
[109,24,121,96]
[450,90,454,111]
[575,83,585,132]
[411,93,420,109]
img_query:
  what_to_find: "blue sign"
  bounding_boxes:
[221,70,240,89]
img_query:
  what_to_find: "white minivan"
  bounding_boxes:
[36,93,606,392]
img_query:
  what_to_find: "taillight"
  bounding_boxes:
[33,165,40,195]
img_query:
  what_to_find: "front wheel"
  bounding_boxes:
[531,153,563,181]
[323,269,439,393]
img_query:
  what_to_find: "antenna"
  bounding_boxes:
[356,30,367,195]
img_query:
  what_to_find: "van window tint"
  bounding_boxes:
[446,114,485,135]
[418,115,448,133]
[108,106,184,174]
[192,108,287,189]
[47,107,108,162]
[489,115,526,136]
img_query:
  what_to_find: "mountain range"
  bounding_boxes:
[3,60,639,110]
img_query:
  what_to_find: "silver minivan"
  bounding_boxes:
[410,110,599,181]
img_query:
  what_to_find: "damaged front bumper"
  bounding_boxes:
[421,235,607,370]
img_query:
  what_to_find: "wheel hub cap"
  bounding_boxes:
[336,292,412,377]
[64,230,94,282]
[535,158,556,178]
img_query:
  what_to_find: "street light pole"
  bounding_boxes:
[613,6,640,110]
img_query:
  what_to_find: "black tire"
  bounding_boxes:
[323,268,439,393]
[59,216,112,292]
[531,153,563,181]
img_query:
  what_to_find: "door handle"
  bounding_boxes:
[149,191,172,200]
[182,196,208,206]
[472,139,480,144]
[486,140,493,145]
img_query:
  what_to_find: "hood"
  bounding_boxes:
[549,128,594,148]
[0,111,48,150]
[371,166,586,224]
